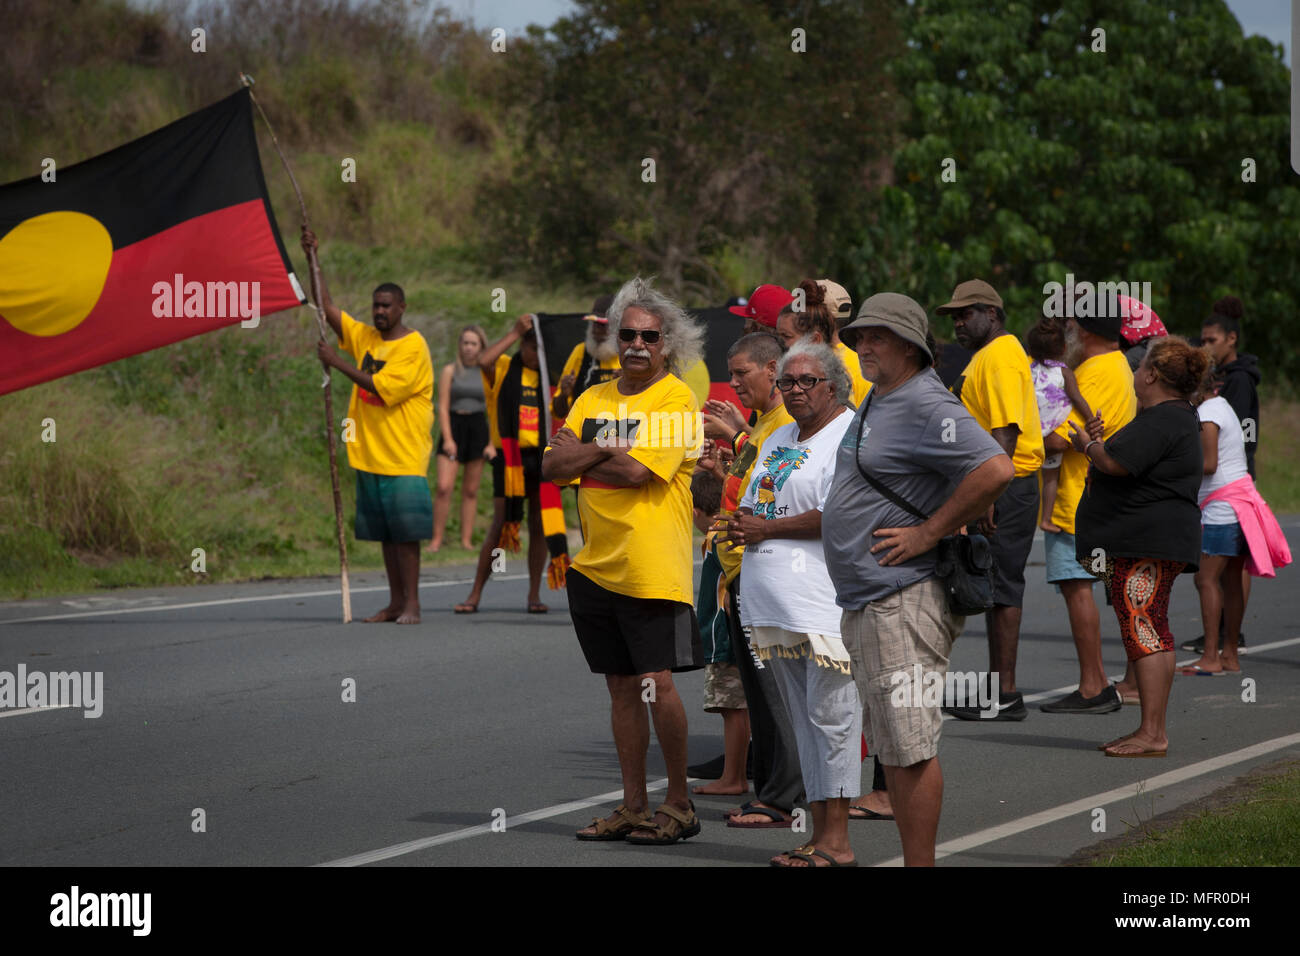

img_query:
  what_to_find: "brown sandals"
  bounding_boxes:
[624,801,701,845]
[574,804,651,841]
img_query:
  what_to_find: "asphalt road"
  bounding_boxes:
[2,521,1298,867]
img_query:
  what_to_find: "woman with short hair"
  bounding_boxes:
[716,342,860,865]
[1070,336,1207,757]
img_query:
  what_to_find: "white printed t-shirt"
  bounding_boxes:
[738,408,854,649]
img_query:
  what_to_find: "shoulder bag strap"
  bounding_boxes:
[852,391,931,522]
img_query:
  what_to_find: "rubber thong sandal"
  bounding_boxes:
[771,846,858,868]
[725,804,791,829]
[527,602,548,614]
[454,602,478,614]
[575,804,650,842]
[624,801,701,845]
[848,805,894,821]
[1179,665,1225,676]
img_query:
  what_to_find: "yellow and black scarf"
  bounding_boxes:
[497,354,570,588]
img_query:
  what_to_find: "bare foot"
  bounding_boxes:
[1218,650,1241,672]
[692,779,748,795]
[1098,731,1139,751]
[425,541,442,554]
[460,539,473,550]
[1104,733,1167,756]
[395,606,421,625]
[1040,520,1062,533]
[363,606,402,623]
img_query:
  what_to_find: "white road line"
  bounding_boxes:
[0,576,530,625]
[316,777,677,867]
[876,732,1300,866]
[0,705,76,719]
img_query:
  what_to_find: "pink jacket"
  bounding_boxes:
[1202,476,1292,578]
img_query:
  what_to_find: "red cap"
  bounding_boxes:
[1118,295,1168,345]
[729,284,794,328]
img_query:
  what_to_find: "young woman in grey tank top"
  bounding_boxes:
[429,326,493,552]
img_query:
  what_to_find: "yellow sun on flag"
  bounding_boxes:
[0,211,112,336]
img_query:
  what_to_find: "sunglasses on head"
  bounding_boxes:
[618,328,662,344]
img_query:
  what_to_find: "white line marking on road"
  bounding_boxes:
[0,577,530,625]
[316,777,678,867]
[875,732,1300,866]
[0,705,76,719]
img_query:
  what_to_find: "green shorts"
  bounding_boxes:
[355,471,433,543]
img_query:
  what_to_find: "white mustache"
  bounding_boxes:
[625,348,651,360]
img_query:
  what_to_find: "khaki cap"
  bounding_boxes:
[816,279,853,323]
[935,279,1003,314]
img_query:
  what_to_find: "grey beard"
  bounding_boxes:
[1064,325,1085,368]
[586,328,619,362]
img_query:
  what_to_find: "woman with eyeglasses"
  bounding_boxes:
[715,342,861,866]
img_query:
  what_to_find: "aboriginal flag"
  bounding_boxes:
[0,88,305,396]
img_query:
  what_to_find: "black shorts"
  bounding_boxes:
[490,446,542,498]
[567,569,703,675]
[437,412,490,463]
[988,473,1040,607]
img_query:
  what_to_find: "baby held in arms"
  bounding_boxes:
[1027,316,1097,533]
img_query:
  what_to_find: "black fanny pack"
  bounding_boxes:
[852,402,994,617]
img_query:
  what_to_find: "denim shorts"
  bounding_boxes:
[1044,530,1095,584]
[1201,522,1245,557]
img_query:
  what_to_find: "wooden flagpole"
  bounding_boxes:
[240,73,352,624]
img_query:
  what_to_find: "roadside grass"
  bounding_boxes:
[1255,395,1300,514]
[1085,761,1300,866]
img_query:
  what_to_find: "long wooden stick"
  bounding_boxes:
[240,74,352,624]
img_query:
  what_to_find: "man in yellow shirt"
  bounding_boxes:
[302,228,433,625]
[1040,311,1136,714]
[544,276,705,846]
[936,279,1044,721]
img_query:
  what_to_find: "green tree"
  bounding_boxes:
[475,0,902,298]
[840,0,1300,378]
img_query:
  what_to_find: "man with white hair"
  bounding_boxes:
[544,276,706,846]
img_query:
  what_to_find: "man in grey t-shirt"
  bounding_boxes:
[824,293,1012,867]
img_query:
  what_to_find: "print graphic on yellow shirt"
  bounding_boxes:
[1051,349,1136,534]
[717,401,794,586]
[339,311,433,476]
[483,353,540,448]
[834,340,874,407]
[557,374,701,603]
[951,333,1044,477]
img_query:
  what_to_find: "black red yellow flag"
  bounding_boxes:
[0,88,305,396]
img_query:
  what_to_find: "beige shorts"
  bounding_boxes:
[703,662,747,712]
[841,576,962,768]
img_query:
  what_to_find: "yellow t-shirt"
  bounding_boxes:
[338,311,433,476]
[952,333,1044,478]
[483,354,540,448]
[717,402,795,586]
[834,340,874,407]
[558,374,701,603]
[560,342,620,394]
[1051,349,1136,533]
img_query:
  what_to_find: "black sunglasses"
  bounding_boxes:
[618,328,662,344]
[776,375,828,392]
